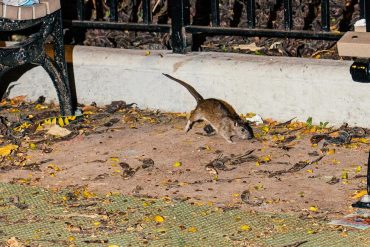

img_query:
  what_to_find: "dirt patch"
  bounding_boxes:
[0,98,369,221]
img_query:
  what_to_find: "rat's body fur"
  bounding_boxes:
[163,73,254,143]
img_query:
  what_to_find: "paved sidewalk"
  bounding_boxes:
[0,183,369,247]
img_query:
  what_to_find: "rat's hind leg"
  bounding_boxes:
[219,127,235,144]
[184,120,195,132]
[184,111,202,132]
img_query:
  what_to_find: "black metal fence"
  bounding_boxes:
[63,0,370,54]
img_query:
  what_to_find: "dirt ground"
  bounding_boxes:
[0,99,369,221]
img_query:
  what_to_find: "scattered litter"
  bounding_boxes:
[268,156,325,177]
[46,124,71,137]
[245,114,264,125]
[119,162,137,179]
[329,210,370,230]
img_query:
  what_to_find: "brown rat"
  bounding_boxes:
[163,73,254,143]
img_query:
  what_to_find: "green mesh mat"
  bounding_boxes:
[0,182,369,247]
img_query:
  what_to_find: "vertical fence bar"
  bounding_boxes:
[108,0,118,22]
[143,0,152,24]
[365,0,370,32]
[360,0,365,18]
[284,0,293,30]
[184,0,191,25]
[171,0,186,53]
[211,0,220,26]
[247,0,256,28]
[95,0,104,20]
[321,0,330,31]
[77,0,84,20]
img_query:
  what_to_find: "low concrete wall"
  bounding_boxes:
[7,46,370,127]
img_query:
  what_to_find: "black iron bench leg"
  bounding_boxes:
[43,10,73,116]
[41,56,73,116]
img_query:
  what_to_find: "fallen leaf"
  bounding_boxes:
[240,224,251,231]
[6,237,25,247]
[154,215,164,223]
[355,166,362,173]
[46,124,71,137]
[0,144,18,156]
[173,161,182,168]
[233,43,263,51]
[352,190,367,199]
[327,149,335,155]
[307,229,316,234]
[309,206,318,212]
[187,226,198,233]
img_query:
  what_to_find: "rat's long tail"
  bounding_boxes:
[162,73,204,103]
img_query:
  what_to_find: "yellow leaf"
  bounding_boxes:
[68,236,75,242]
[64,117,70,125]
[154,215,164,223]
[51,118,57,125]
[307,229,316,234]
[352,190,367,199]
[327,149,335,155]
[173,161,182,168]
[83,111,94,115]
[254,184,264,190]
[261,126,269,133]
[83,189,96,199]
[145,51,151,56]
[110,157,119,162]
[48,164,61,171]
[357,138,368,144]
[355,166,362,173]
[255,162,260,167]
[306,169,313,173]
[109,245,120,247]
[93,221,101,227]
[240,225,251,231]
[232,193,240,197]
[36,124,43,131]
[0,144,18,156]
[262,156,271,162]
[29,143,37,150]
[341,170,348,180]
[58,117,64,127]
[187,226,198,233]
[34,104,48,110]
[9,108,20,113]
[309,206,318,212]
[44,119,51,125]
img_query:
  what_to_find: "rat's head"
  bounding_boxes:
[233,121,254,140]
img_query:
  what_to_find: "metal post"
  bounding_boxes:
[171,0,186,53]
[77,0,84,20]
[352,152,370,208]
[247,0,256,28]
[284,0,292,30]
[143,0,152,24]
[365,0,370,32]
[211,0,220,27]
[321,0,330,31]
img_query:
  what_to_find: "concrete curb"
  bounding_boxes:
[7,46,370,127]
